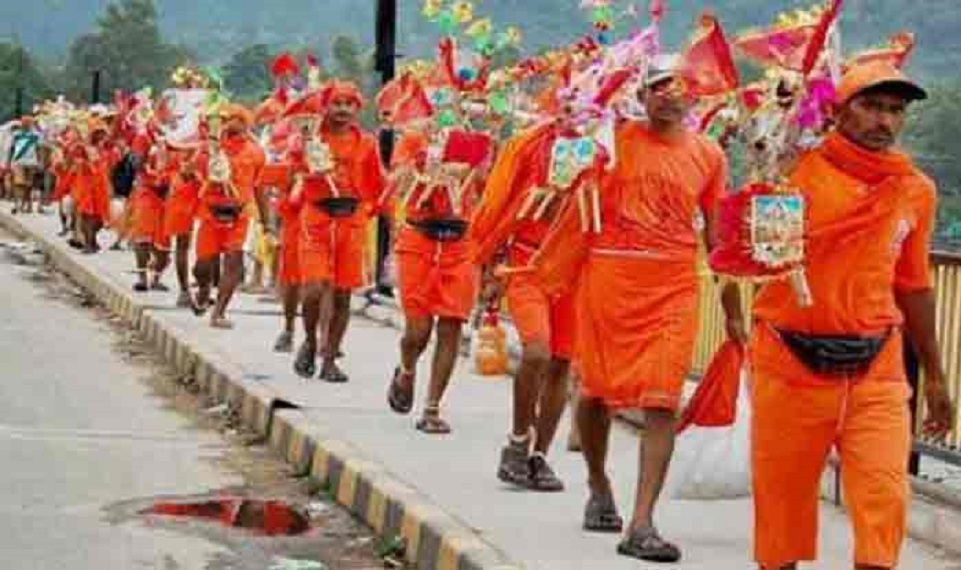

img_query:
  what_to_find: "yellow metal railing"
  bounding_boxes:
[924,252,961,447]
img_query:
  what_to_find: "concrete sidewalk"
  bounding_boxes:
[1,210,956,569]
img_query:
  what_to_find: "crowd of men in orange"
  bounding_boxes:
[0,48,953,568]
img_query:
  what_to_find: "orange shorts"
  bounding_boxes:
[395,226,478,320]
[506,273,575,358]
[196,217,248,262]
[751,325,910,568]
[128,189,169,250]
[299,218,366,289]
[277,219,303,286]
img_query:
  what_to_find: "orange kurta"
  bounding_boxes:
[195,134,266,261]
[750,132,934,568]
[276,171,304,287]
[392,131,485,321]
[72,143,118,221]
[471,124,589,357]
[128,151,173,250]
[535,121,726,410]
[298,125,384,288]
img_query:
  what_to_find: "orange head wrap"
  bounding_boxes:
[324,80,365,108]
[220,103,254,128]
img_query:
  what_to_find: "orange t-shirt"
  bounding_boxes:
[753,132,935,334]
[594,121,726,260]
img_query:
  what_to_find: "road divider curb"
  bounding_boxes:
[0,211,520,570]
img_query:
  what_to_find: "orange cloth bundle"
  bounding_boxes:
[473,306,509,377]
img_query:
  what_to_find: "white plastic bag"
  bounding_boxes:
[665,370,752,500]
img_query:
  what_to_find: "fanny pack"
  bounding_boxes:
[313,196,360,218]
[208,203,244,223]
[410,218,468,242]
[776,328,891,377]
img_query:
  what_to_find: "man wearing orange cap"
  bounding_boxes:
[193,104,266,328]
[750,61,953,570]
[531,54,743,562]
[292,81,385,382]
[384,128,491,434]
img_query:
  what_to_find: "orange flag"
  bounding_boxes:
[801,0,844,75]
[681,13,739,97]
[677,341,745,433]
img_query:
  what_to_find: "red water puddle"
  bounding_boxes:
[144,498,310,536]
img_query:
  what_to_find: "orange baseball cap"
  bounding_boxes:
[835,60,927,106]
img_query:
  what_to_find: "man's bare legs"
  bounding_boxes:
[273,283,300,352]
[417,317,461,433]
[388,316,433,415]
[628,408,676,531]
[319,289,352,382]
[150,249,170,290]
[294,281,332,378]
[133,242,152,291]
[174,234,192,307]
[208,250,243,328]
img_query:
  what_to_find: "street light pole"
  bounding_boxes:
[374,0,397,296]
[13,43,24,118]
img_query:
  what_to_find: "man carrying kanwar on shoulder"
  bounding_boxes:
[192,103,266,328]
[749,60,953,570]
[384,126,493,434]
[529,54,744,563]
[291,81,385,383]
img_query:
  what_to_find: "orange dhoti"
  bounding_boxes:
[163,180,199,238]
[299,212,367,289]
[73,172,110,221]
[278,217,303,286]
[196,216,249,262]
[574,255,697,411]
[395,226,478,321]
[505,243,575,358]
[127,188,169,250]
[751,325,910,569]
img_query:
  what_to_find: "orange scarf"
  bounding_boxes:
[820,131,915,185]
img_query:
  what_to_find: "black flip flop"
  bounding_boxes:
[293,343,317,379]
[387,368,414,414]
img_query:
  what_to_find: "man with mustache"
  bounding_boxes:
[532,54,744,562]
[292,81,385,382]
[750,60,953,570]
[193,104,266,328]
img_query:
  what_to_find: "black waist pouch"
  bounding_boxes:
[208,203,243,223]
[776,328,891,377]
[410,218,468,242]
[313,196,360,218]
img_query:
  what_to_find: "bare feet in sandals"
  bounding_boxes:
[617,526,681,563]
[415,405,451,435]
[583,491,623,533]
[387,367,414,414]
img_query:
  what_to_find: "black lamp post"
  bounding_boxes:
[91,69,102,105]
[374,0,397,295]
[13,44,24,118]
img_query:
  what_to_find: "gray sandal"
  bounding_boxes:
[583,492,623,533]
[616,526,681,563]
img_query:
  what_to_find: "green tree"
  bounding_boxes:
[0,42,55,121]
[904,80,961,196]
[63,0,188,100]
[331,35,363,81]
[222,44,273,103]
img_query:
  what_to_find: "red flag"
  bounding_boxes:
[677,341,745,433]
[801,0,844,75]
[650,0,666,22]
[734,24,818,71]
[681,13,740,97]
